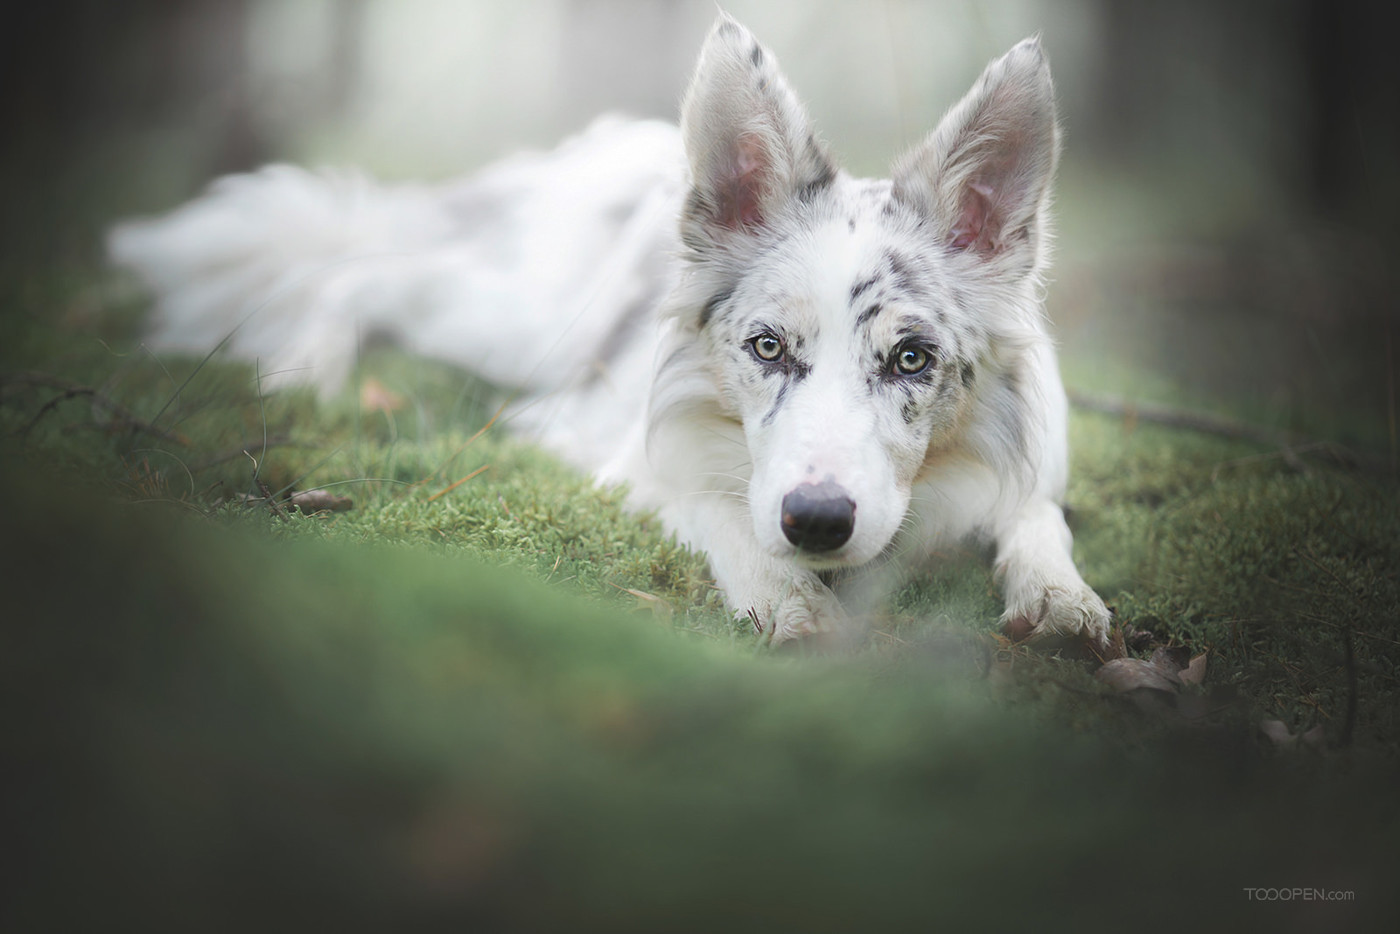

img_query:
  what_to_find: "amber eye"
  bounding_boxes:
[750,333,785,362]
[893,343,932,375]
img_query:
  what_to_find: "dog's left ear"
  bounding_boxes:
[679,15,836,248]
[893,38,1060,268]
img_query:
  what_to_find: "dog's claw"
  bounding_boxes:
[1001,585,1112,649]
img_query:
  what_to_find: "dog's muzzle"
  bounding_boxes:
[780,480,856,553]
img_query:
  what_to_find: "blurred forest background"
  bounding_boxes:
[4,4,1399,928]
[2,0,1397,452]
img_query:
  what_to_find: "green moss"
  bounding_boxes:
[5,270,1399,929]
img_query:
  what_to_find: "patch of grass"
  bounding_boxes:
[1067,414,1400,747]
[4,270,1400,929]
[6,461,1396,931]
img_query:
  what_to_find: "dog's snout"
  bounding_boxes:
[781,481,856,552]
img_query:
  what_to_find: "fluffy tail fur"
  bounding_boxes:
[109,117,685,395]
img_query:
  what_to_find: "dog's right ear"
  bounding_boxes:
[679,15,835,252]
[892,38,1060,272]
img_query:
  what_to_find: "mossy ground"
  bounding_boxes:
[4,257,1399,930]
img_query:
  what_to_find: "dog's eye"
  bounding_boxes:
[892,343,932,376]
[750,333,785,362]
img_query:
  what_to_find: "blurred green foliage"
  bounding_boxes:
[4,269,1398,930]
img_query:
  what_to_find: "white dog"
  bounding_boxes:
[110,15,1111,647]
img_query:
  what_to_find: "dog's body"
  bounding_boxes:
[111,16,1110,647]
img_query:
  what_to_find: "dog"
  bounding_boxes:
[110,14,1111,648]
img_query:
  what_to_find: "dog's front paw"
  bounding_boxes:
[1002,584,1111,648]
[740,576,850,647]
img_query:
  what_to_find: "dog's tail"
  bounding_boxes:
[108,117,684,395]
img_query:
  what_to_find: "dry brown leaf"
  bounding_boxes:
[1149,645,1192,673]
[287,488,354,513]
[360,377,405,414]
[1260,720,1295,747]
[1300,725,1327,749]
[623,588,673,621]
[1260,719,1326,749]
[1120,624,1156,652]
[1102,625,1129,661]
[1095,657,1180,693]
[1178,652,1208,686]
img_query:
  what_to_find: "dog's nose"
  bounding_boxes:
[781,481,856,552]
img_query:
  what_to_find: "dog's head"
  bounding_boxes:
[664,15,1059,570]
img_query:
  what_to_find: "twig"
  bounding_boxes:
[420,398,510,486]
[427,464,490,502]
[1068,388,1392,475]
[2,370,188,444]
[258,482,291,521]
[1068,388,1289,447]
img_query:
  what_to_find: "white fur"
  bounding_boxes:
[109,15,1110,648]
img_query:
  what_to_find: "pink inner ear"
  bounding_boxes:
[949,180,996,253]
[716,134,769,229]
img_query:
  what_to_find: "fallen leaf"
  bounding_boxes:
[623,587,673,621]
[1149,645,1192,673]
[1102,625,1128,661]
[1178,652,1208,686]
[1260,720,1326,750]
[287,488,354,513]
[1260,720,1295,747]
[360,377,405,414]
[1120,623,1156,652]
[1095,657,1180,693]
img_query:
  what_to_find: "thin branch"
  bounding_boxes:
[2,370,187,445]
[1067,388,1289,446]
[1067,388,1393,475]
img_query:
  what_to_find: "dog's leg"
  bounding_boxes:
[664,494,846,645]
[994,499,1110,647]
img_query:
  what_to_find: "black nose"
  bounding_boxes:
[781,481,856,552]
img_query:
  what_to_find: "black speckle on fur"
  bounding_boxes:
[750,44,764,67]
[901,400,920,424]
[997,368,1030,466]
[681,230,709,255]
[680,188,716,254]
[762,359,810,382]
[700,287,734,328]
[797,163,835,203]
[760,363,810,426]
[762,379,791,426]
[1002,367,1022,397]
[848,217,856,232]
[960,360,976,389]
[855,303,883,330]
[885,249,921,295]
[849,274,879,304]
